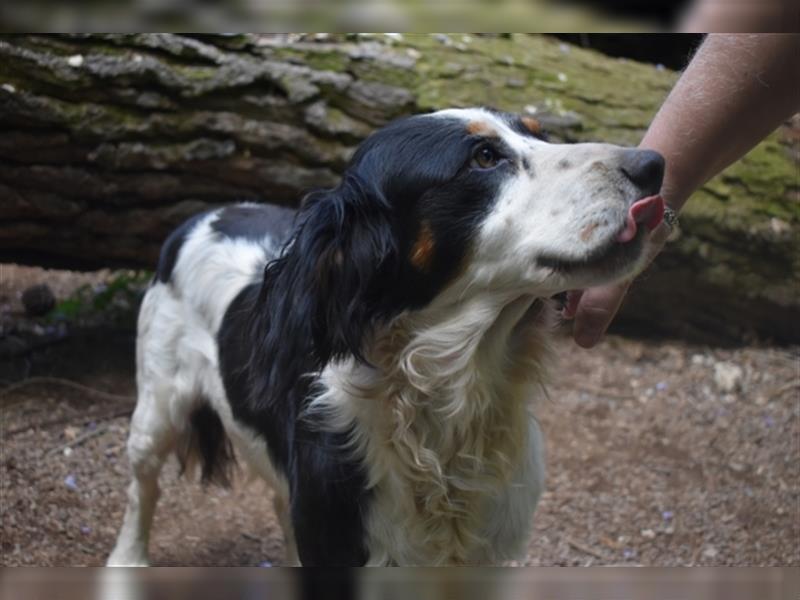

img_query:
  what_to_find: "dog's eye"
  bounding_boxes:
[472,144,500,169]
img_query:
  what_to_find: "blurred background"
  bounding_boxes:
[2,566,798,599]
[0,0,797,32]
[0,33,798,568]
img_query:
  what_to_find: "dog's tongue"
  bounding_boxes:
[616,195,665,243]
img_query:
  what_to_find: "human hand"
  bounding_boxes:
[564,221,672,348]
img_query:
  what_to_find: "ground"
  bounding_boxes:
[1,266,798,566]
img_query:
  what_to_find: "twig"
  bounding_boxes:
[565,536,606,560]
[3,406,133,437]
[45,423,110,457]
[767,380,800,401]
[0,376,134,404]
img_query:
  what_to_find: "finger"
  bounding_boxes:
[572,281,630,348]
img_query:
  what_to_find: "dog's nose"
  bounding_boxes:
[619,149,665,196]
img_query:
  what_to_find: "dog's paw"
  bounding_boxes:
[106,550,150,567]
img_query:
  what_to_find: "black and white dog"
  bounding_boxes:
[107,107,664,566]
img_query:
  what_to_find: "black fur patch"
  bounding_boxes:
[298,569,357,600]
[211,204,297,244]
[177,402,237,487]
[218,283,371,566]
[155,211,208,283]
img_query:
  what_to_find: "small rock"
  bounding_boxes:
[64,426,79,441]
[557,72,568,82]
[713,362,743,393]
[702,546,718,559]
[1,83,16,93]
[21,284,56,317]
[729,461,746,473]
[769,217,790,236]
[641,528,656,539]
[67,54,84,67]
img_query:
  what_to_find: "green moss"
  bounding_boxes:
[270,46,350,73]
[176,65,218,81]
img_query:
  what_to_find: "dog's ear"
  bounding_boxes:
[300,175,397,362]
[254,173,396,390]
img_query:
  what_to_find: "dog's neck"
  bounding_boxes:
[308,293,554,563]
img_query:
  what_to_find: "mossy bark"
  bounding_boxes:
[1,34,797,343]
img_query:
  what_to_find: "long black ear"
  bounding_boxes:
[249,173,396,405]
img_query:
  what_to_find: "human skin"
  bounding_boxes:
[568,33,800,348]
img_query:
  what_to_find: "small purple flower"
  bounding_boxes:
[258,561,273,568]
[623,548,635,559]
[81,526,92,534]
[656,381,668,391]
[64,474,78,491]
[763,415,775,428]
[662,510,674,521]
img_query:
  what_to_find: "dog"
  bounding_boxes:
[107,107,665,566]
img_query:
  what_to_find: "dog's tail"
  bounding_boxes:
[177,402,237,487]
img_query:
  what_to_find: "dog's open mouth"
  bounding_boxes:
[538,195,664,274]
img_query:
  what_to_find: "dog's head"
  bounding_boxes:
[265,107,664,365]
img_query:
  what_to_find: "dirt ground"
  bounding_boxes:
[1,266,798,566]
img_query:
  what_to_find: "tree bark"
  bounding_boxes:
[0,34,797,343]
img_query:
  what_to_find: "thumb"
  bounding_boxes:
[572,281,631,348]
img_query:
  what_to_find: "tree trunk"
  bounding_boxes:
[0,34,797,343]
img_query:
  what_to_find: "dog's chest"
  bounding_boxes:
[362,412,542,565]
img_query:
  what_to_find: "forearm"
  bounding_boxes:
[640,34,800,212]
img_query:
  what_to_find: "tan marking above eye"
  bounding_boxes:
[410,221,435,271]
[466,120,498,137]
[520,116,542,136]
